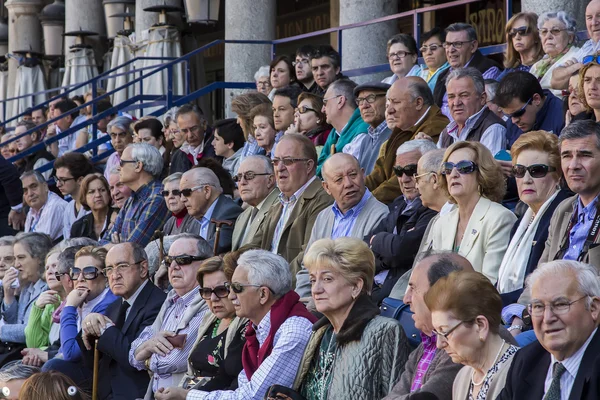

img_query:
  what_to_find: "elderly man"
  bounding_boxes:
[107,168,132,210]
[80,242,166,400]
[102,143,169,246]
[232,156,280,251]
[176,104,216,166]
[295,45,317,93]
[129,234,211,397]
[310,45,345,95]
[497,260,600,400]
[345,81,392,175]
[366,77,448,204]
[295,153,389,296]
[316,79,369,177]
[367,142,439,304]
[156,250,316,400]
[0,237,15,282]
[180,167,242,254]
[250,134,332,267]
[433,23,502,119]
[436,68,506,154]
[14,120,54,179]
[22,171,67,242]
[0,362,40,400]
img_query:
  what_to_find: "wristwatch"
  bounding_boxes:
[521,308,532,327]
[507,324,523,332]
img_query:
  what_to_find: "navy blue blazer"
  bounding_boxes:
[78,280,166,400]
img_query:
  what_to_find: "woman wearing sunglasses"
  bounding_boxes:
[70,174,116,241]
[497,13,545,81]
[161,173,200,236]
[285,93,331,158]
[428,142,516,284]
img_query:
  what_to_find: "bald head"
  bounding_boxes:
[322,153,360,181]
[415,251,473,290]
[386,77,434,131]
[587,0,600,42]
[182,167,222,192]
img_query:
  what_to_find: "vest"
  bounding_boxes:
[439,107,506,148]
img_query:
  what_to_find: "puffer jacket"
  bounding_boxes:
[293,295,411,399]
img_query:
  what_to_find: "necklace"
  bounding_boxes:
[211,319,221,338]
[471,339,505,387]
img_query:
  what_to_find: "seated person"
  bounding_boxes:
[14,120,53,180]
[70,174,116,241]
[107,167,132,210]
[18,370,88,400]
[211,119,245,178]
[249,104,279,158]
[0,361,40,400]
[21,171,67,242]
[103,117,134,182]
[162,172,200,236]
[51,99,79,157]
[134,117,168,179]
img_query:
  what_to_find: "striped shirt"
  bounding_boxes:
[331,189,372,239]
[411,333,438,392]
[186,311,313,400]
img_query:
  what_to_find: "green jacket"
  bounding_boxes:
[25,302,57,349]
[316,108,369,177]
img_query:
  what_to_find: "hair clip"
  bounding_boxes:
[1,387,9,397]
[68,386,78,396]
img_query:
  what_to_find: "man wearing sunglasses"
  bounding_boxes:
[180,168,242,254]
[231,156,279,251]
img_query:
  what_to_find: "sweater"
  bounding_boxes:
[25,301,58,348]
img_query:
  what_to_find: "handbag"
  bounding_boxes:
[380,297,422,348]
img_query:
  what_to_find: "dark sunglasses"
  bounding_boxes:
[119,159,138,168]
[441,160,479,175]
[225,281,275,294]
[583,55,600,65]
[233,172,271,183]
[70,266,102,281]
[508,26,531,38]
[199,285,230,300]
[512,164,557,178]
[164,254,206,267]
[502,97,532,119]
[392,164,418,177]
[161,189,181,197]
[54,272,70,281]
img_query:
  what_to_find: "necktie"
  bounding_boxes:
[544,362,567,400]
[114,300,130,330]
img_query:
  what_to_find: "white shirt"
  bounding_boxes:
[566,39,600,64]
[124,279,149,320]
[62,199,90,240]
[24,192,68,241]
[437,106,506,154]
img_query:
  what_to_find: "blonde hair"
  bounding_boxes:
[504,12,544,69]
[74,246,108,267]
[510,130,562,179]
[231,92,271,140]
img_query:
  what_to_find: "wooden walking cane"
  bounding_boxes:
[211,219,234,255]
[92,339,99,400]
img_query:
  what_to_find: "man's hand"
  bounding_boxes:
[7,210,25,231]
[134,331,176,361]
[111,232,122,244]
[21,348,48,367]
[155,387,189,400]
[35,290,60,308]
[497,160,513,178]
[414,132,434,142]
[154,262,169,289]
[66,288,90,308]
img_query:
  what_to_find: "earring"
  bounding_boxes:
[478,185,482,196]
[479,336,484,342]
[316,120,321,124]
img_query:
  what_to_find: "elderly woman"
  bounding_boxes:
[579,58,600,121]
[269,56,297,100]
[498,13,544,81]
[1,233,52,344]
[426,271,519,400]
[161,173,199,235]
[427,142,517,284]
[565,72,594,125]
[530,11,579,98]
[285,92,331,157]
[254,65,272,96]
[383,34,421,84]
[231,92,271,162]
[103,116,133,181]
[291,237,410,399]
[70,174,115,241]
[419,27,450,92]
[249,103,279,158]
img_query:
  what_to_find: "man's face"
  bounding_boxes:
[54,109,74,132]
[108,173,132,209]
[295,54,313,83]
[395,150,421,201]
[386,81,422,131]
[228,266,263,321]
[118,146,139,185]
[55,166,79,197]
[109,127,133,156]
[357,90,386,127]
[137,128,162,150]
[14,126,34,152]
[586,0,600,42]
[0,245,14,280]
[499,94,540,133]
[14,242,40,285]
[322,86,342,125]
[32,109,46,126]
[311,56,340,89]
[237,158,274,207]
[105,243,147,299]
[97,114,114,133]
[322,157,366,214]
[445,30,477,69]
[447,77,485,127]
[415,157,437,209]
[168,239,203,295]
[560,136,600,198]
[177,112,205,148]
[272,95,295,132]
[180,175,212,219]
[22,175,49,211]
[273,139,313,198]
[404,261,434,335]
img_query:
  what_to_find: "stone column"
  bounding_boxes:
[521,0,587,30]
[224,0,275,117]
[135,0,185,38]
[339,0,398,84]
[65,0,108,68]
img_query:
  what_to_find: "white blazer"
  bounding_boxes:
[427,197,516,284]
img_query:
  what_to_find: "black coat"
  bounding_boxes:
[70,208,116,241]
[0,157,23,235]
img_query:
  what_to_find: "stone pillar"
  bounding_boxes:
[224,0,275,117]
[65,0,108,68]
[521,0,587,30]
[339,0,398,84]
[135,0,185,39]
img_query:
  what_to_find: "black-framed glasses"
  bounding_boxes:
[199,285,230,300]
[296,105,317,114]
[292,58,310,67]
[180,185,208,197]
[508,26,532,38]
[355,94,385,106]
[225,281,275,295]
[388,51,413,60]
[420,43,443,53]
[161,189,181,197]
[164,254,207,267]
[512,164,557,179]
[583,55,600,65]
[54,272,70,281]
[393,164,418,178]
[441,160,479,175]
[233,172,271,183]
[55,176,75,185]
[432,320,467,340]
[271,157,309,167]
[528,295,588,317]
[502,98,532,119]
[103,261,142,277]
[70,266,102,281]
[443,40,475,49]
[540,27,566,37]
[119,159,138,168]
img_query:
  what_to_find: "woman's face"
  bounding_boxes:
[170,121,185,148]
[85,179,110,213]
[270,60,291,89]
[421,35,447,71]
[14,242,41,285]
[568,75,586,116]
[45,252,61,291]
[295,99,320,133]
[73,255,106,302]
[110,127,132,156]
[540,19,571,57]
[164,180,185,214]
[510,17,537,55]
[253,115,277,151]
[431,310,482,366]
[310,265,359,316]
[446,148,480,202]
[584,64,600,111]
[203,270,236,320]
[515,149,559,211]
[388,42,417,77]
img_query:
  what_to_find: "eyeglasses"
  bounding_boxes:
[225,281,275,295]
[103,261,142,277]
[55,176,75,185]
[441,160,479,175]
[271,157,309,167]
[355,94,385,106]
[540,27,567,36]
[119,159,138,168]
[528,295,588,317]
[180,125,201,135]
[443,41,475,49]
[180,185,208,197]
[420,44,442,53]
[512,164,557,179]
[296,105,317,114]
[164,254,207,267]
[502,98,532,119]
[388,51,413,60]
[70,266,102,281]
[292,59,310,67]
[432,320,466,340]
[583,55,600,65]
[161,189,181,197]
[413,171,434,183]
[199,285,230,300]
[54,272,70,281]
[508,26,532,38]
[256,81,271,87]
[233,172,271,183]
[392,164,418,178]
[322,94,342,106]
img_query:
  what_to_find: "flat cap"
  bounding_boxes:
[353,81,391,96]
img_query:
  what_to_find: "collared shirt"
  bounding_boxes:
[56,121,79,157]
[569,39,600,64]
[181,142,205,165]
[382,64,422,85]
[411,333,438,392]
[62,199,90,240]
[129,287,205,392]
[124,279,149,320]
[269,131,285,158]
[544,328,597,400]
[102,180,169,247]
[420,62,450,92]
[342,120,391,175]
[200,197,219,240]
[271,176,317,252]
[186,310,313,400]
[437,106,506,154]
[242,189,276,243]
[25,192,68,241]
[331,189,372,239]
[564,195,599,261]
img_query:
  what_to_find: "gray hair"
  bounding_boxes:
[57,245,86,274]
[240,155,274,175]
[108,167,120,176]
[20,170,46,185]
[0,361,40,382]
[396,139,437,156]
[175,104,206,124]
[0,236,15,247]
[174,233,213,259]
[129,143,164,178]
[559,120,600,150]
[254,65,271,81]
[145,234,182,276]
[60,237,98,251]
[414,249,468,287]
[163,172,183,186]
[445,67,485,95]
[1,133,14,143]
[446,22,478,41]
[14,232,53,272]
[537,11,577,33]
[182,167,223,193]
[484,79,499,102]
[163,106,180,126]
[16,120,37,132]
[329,79,359,110]
[526,260,600,308]
[420,148,445,174]
[107,116,133,135]
[238,249,292,297]
[406,77,434,106]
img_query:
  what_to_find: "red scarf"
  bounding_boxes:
[173,208,188,228]
[241,291,317,379]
